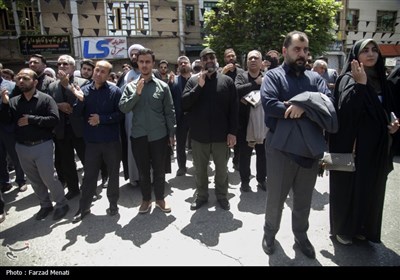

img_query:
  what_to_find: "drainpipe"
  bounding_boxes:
[69,1,81,59]
[11,1,20,36]
[37,0,44,34]
[178,0,184,54]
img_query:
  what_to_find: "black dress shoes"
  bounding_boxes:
[35,206,54,220]
[217,198,230,210]
[1,184,12,193]
[107,206,119,216]
[295,237,316,259]
[65,190,80,200]
[53,204,69,220]
[190,199,207,210]
[72,208,91,223]
[262,235,275,255]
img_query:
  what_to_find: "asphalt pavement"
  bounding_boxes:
[0,152,399,269]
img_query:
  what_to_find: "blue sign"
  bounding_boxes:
[81,37,128,59]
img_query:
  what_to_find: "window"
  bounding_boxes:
[346,9,359,31]
[106,1,149,36]
[0,8,16,36]
[203,1,218,13]
[0,2,38,36]
[23,6,36,31]
[202,1,218,31]
[112,7,122,30]
[376,10,397,32]
[186,5,195,27]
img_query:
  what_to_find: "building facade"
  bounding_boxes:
[0,0,218,72]
[327,0,400,72]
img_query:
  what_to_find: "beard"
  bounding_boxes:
[288,58,306,73]
[18,83,35,93]
[205,62,217,73]
[130,61,138,69]
[180,66,190,75]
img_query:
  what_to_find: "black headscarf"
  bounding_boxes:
[339,38,395,113]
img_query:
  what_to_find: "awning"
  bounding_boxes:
[379,44,400,57]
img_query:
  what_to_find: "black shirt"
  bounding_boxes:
[182,71,238,143]
[0,90,59,142]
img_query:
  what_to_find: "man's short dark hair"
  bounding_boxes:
[30,54,47,65]
[283,31,308,48]
[137,48,155,62]
[81,59,95,69]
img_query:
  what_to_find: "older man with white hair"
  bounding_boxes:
[48,55,88,200]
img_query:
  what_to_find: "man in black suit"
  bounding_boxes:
[49,55,88,200]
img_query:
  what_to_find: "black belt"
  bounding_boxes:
[18,139,47,146]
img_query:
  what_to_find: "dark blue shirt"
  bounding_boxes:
[261,63,332,132]
[76,81,123,143]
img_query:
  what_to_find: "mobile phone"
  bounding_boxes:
[68,81,79,90]
[67,83,75,91]
[390,112,397,123]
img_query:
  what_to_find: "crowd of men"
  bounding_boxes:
[1,30,399,260]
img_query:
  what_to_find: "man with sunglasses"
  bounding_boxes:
[182,48,238,211]
[155,59,174,84]
[48,55,89,200]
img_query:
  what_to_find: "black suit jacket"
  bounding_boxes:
[49,77,89,139]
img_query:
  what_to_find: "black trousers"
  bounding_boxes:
[175,116,190,169]
[56,125,85,193]
[131,136,167,201]
[79,141,121,212]
[238,131,266,184]
[0,128,25,186]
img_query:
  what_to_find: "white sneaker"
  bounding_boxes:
[336,234,353,245]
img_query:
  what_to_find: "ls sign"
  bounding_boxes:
[81,37,128,59]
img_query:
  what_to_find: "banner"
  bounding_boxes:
[19,35,72,55]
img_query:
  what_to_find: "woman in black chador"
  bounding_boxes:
[329,38,399,245]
